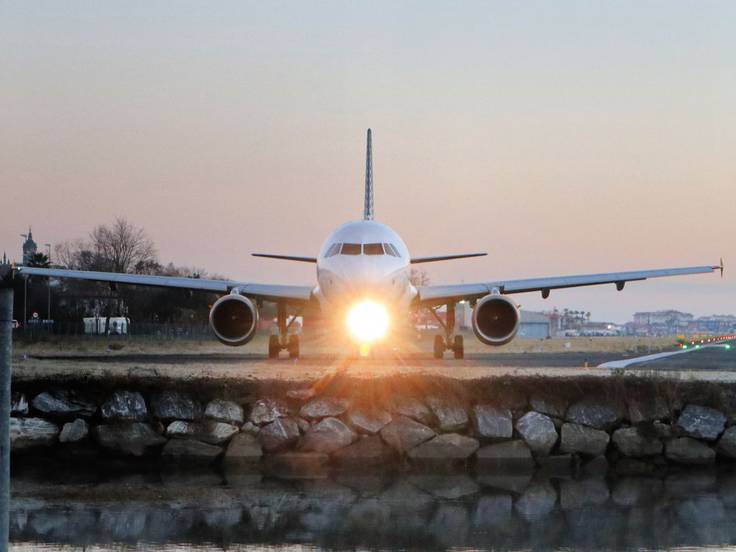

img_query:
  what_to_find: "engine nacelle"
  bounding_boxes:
[209,294,258,347]
[472,294,520,346]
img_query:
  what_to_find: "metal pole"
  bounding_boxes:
[45,244,51,325]
[23,279,27,333]
[0,287,13,549]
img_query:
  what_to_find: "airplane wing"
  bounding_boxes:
[417,262,723,306]
[410,253,487,264]
[16,267,314,304]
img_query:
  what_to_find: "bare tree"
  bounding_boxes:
[89,217,157,273]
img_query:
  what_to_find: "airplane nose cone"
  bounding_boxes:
[333,264,394,299]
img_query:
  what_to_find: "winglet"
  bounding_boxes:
[363,129,374,221]
[719,258,724,278]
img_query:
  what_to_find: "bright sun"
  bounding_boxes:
[346,300,390,343]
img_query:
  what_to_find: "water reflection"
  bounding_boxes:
[9,465,736,551]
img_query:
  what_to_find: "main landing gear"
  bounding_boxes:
[430,301,464,359]
[268,302,300,359]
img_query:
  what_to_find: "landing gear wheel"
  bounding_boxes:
[433,335,445,359]
[268,335,280,359]
[453,335,464,359]
[288,334,300,359]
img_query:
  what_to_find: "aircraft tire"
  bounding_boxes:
[453,335,464,359]
[268,335,280,359]
[433,335,445,359]
[288,334,300,359]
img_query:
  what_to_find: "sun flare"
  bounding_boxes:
[346,300,390,343]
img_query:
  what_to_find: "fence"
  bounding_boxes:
[14,320,218,342]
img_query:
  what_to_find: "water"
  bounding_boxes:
[9,466,736,551]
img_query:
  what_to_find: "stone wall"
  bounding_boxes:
[10,374,736,475]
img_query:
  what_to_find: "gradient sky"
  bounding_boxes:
[1,1,734,322]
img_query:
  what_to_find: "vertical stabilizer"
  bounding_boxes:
[363,129,374,220]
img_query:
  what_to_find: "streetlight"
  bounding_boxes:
[44,244,51,324]
[19,234,27,330]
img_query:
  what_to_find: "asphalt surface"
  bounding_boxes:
[26,350,624,367]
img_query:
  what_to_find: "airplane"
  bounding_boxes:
[15,130,723,359]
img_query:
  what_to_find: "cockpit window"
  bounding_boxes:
[341,243,362,255]
[384,243,401,257]
[363,243,384,255]
[325,243,341,257]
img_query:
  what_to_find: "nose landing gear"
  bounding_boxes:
[268,302,301,359]
[430,301,464,359]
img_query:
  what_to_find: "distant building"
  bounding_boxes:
[690,315,736,334]
[630,310,694,336]
[21,227,37,265]
[518,310,552,338]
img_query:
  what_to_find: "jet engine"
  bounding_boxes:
[471,294,520,346]
[209,294,258,346]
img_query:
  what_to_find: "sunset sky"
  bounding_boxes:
[1,1,734,322]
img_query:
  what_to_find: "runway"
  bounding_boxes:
[12,338,736,386]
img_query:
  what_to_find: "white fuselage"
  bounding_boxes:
[314,220,416,310]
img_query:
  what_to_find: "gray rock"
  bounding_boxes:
[267,451,329,478]
[476,440,535,472]
[11,392,28,416]
[32,390,96,418]
[59,418,89,443]
[515,480,557,521]
[379,415,435,453]
[299,417,354,453]
[477,473,532,494]
[612,477,663,507]
[94,423,166,456]
[204,399,244,425]
[392,396,434,425]
[286,387,316,401]
[428,396,468,432]
[560,478,610,510]
[665,437,715,465]
[516,411,558,456]
[472,405,512,439]
[717,426,736,458]
[536,454,574,474]
[582,455,609,477]
[249,398,290,425]
[614,458,659,476]
[101,391,147,421]
[529,394,568,419]
[472,494,513,527]
[560,423,609,456]
[10,418,59,449]
[628,393,669,423]
[259,417,301,453]
[224,433,262,465]
[166,420,238,445]
[299,397,350,420]
[653,421,673,439]
[676,405,726,440]
[150,391,201,421]
[241,421,260,436]
[410,474,480,499]
[566,399,622,430]
[612,427,662,457]
[295,417,310,434]
[407,433,479,462]
[332,435,395,468]
[161,439,223,463]
[348,408,392,434]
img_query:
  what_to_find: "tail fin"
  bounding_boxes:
[363,129,374,220]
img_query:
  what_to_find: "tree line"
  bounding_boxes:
[12,218,220,326]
